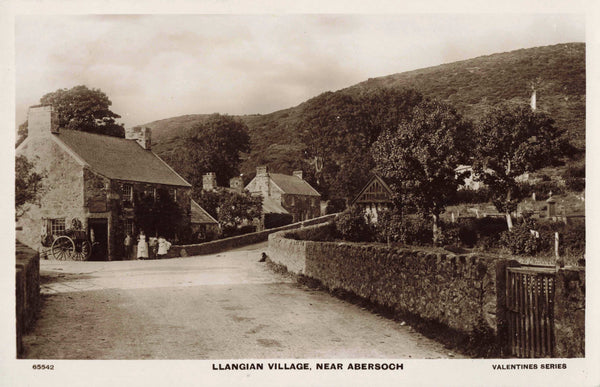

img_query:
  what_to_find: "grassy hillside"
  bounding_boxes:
[143,43,585,179]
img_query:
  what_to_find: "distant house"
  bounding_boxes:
[190,199,220,240]
[455,165,484,191]
[351,174,394,222]
[245,166,321,226]
[16,105,205,260]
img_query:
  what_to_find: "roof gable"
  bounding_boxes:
[191,200,218,224]
[55,130,191,187]
[269,173,320,196]
[352,174,394,205]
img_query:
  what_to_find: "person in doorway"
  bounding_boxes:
[148,236,158,259]
[137,231,148,260]
[124,233,133,260]
[157,236,172,259]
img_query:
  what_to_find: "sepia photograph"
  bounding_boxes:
[3,2,599,386]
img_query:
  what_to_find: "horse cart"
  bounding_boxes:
[49,230,94,261]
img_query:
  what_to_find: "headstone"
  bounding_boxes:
[547,196,557,217]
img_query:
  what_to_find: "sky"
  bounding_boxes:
[15,14,585,128]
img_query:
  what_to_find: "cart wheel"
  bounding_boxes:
[51,236,75,260]
[73,241,92,261]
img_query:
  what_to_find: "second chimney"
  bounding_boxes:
[203,172,217,191]
[126,126,152,150]
[293,170,303,180]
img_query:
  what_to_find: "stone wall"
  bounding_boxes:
[16,241,40,357]
[554,267,585,357]
[16,137,86,251]
[270,228,503,335]
[268,227,586,357]
[168,214,337,258]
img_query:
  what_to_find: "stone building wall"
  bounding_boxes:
[281,194,321,222]
[16,137,85,251]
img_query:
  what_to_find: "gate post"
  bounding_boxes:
[495,259,521,356]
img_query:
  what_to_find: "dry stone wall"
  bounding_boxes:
[269,226,586,357]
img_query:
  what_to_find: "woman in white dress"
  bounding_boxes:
[137,232,149,260]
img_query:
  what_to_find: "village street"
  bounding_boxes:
[22,242,460,360]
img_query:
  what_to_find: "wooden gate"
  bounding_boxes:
[506,266,556,358]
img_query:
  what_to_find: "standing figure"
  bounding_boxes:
[137,232,148,260]
[124,233,133,260]
[148,236,158,260]
[157,236,172,259]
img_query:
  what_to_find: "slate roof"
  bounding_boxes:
[191,200,219,225]
[55,129,191,187]
[262,197,289,214]
[269,173,321,196]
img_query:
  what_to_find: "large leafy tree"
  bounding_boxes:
[372,100,473,243]
[471,104,569,229]
[17,85,125,144]
[160,114,250,188]
[298,87,423,200]
[194,188,262,236]
[15,155,46,218]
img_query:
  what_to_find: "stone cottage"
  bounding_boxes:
[245,166,321,225]
[351,174,394,223]
[16,105,195,261]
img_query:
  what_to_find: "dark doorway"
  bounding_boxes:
[88,218,108,261]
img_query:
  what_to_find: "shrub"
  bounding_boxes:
[334,206,373,242]
[450,187,491,204]
[535,219,585,257]
[500,223,541,255]
[264,213,293,229]
[285,223,337,242]
[436,221,461,246]
[565,177,585,192]
[397,216,433,246]
[325,198,347,214]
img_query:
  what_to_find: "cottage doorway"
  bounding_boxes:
[88,218,108,261]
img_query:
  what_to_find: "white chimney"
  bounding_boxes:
[28,105,59,137]
[125,126,152,150]
[530,90,537,111]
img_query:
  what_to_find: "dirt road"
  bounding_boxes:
[22,242,461,359]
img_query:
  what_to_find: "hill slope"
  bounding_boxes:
[143,43,585,179]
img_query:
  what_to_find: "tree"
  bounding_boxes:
[471,105,569,229]
[18,85,125,143]
[298,87,423,200]
[194,188,262,237]
[15,155,45,218]
[371,100,473,244]
[159,114,250,188]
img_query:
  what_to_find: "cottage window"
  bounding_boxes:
[122,184,133,206]
[144,187,156,200]
[50,218,66,236]
[124,219,134,236]
[169,188,177,201]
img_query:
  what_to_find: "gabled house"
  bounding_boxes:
[190,199,220,240]
[16,105,196,260]
[245,166,321,224]
[351,174,394,222]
